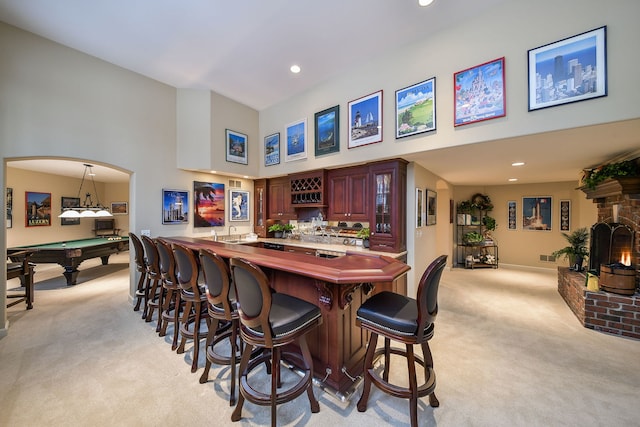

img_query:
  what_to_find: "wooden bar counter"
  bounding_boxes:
[161,236,410,400]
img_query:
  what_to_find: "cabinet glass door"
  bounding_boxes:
[374,173,391,235]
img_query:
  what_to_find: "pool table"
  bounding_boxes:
[8,236,129,286]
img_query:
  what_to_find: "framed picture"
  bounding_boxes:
[229,189,249,222]
[396,77,436,138]
[348,90,383,148]
[226,129,248,165]
[522,196,552,231]
[285,118,308,162]
[508,200,517,230]
[264,132,280,166]
[454,57,506,127]
[111,202,128,215]
[314,105,340,157]
[560,200,571,231]
[162,190,189,224]
[194,181,225,227]
[25,191,51,227]
[6,187,12,228]
[426,189,437,226]
[61,196,80,225]
[416,188,423,228]
[528,26,607,111]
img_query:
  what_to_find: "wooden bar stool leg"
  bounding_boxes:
[231,342,254,422]
[422,341,439,407]
[357,332,378,413]
[406,344,418,427]
[299,335,320,413]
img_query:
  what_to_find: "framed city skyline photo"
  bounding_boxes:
[396,77,436,138]
[528,26,607,111]
[454,57,506,127]
[226,129,248,165]
[522,196,552,231]
[229,189,249,222]
[162,189,189,224]
[264,132,280,166]
[314,105,340,157]
[285,118,307,162]
[348,90,382,148]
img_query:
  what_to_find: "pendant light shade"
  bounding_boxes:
[58,163,113,218]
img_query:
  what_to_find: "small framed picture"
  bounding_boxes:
[426,189,437,226]
[264,132,280,166]
[6,187,12,228]
[314,105,340,157]
[25,191,51,227]
[416,188,424,228]
[396,77,436,138]
[229,189,249,222]
[111,201,128,215]
[162,190,188,224]
[348,90,383,148]
[508,200,517,230]
[454,57,506,127]
[522,196,552,231]
[560,200,571,231]
[61,196,80,225]
[528,26,607,111]
[285,118,307,162]
[226,129,248,165]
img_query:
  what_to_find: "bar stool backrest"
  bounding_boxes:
[199,248,233,320]
[416,254,447,341]
[172,242,202,298]
[141,235,160,278]
[155,238,177,286]
[129,232,146,273]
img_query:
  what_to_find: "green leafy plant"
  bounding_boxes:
[463,231,483,244]
[552,227,589,262]
[356,227,370,239]
[482,215,497,231]
[457,200,473,214]
[283,223,295,232]
[268,223,285,232]
[471,193,493,211]
[582,158,640,189]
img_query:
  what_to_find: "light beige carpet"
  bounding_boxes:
[2,253,639,426]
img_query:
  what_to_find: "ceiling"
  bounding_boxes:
[2,0,639,186]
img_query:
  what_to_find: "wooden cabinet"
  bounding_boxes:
[327,166,369,221]
[253,179,267,237]
[267,177,295,220]
[283,245,316,257]
[368,159,407,253]
[289,170,327,208]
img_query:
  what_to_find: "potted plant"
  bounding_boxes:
[268,223,285,238]
[357,227,370,248]
[482,215,497,242]
[457,200,473,225]
[581,158,640,189]
[552,227,589,271]
[462,231,483,245]
[282,223,295,237]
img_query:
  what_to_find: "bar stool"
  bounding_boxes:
[141,235,162,330]
[229,257,322,427]
[128,233,147,314]
[172,242,209,373]
[155,238,182,349]
[198,248,242,406]
[6,250,35,310]
[356,255,447,427]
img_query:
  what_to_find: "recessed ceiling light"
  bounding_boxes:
[511,162,525,167]
[508,178,518,182]
[418,0,434,6]
[290,65,301,74]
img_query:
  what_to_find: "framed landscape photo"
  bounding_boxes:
[426,189,437,226]
[229,189,249,222]
[348,90,382,148]
[454,57,506,127]
[162,189,188,224]
[111,202,128,215]
[285,118,307,162]
[226,129,248,165]
[61,196,80,225]
[25,191,51,227]
[264,132,280,166]
[194,181,225,227]
[396,77,436,138]
[314,105,340,157]
[528,26,607,111]
[522,196,552,231]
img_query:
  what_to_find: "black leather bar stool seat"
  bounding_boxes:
[356,254,447,427]
[229,257,322,427]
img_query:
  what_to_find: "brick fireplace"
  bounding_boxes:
[557,176,640,340]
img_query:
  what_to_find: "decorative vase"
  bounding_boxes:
[363,239,370,248]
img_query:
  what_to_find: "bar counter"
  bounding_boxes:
[160,236,410,400]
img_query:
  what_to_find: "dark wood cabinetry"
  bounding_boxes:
[253,179,268,237]
[267,177,295,220]
[368,159,407,253]
[289,170,327,208]
[327,166,369,221]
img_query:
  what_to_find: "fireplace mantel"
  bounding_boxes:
[580,177,640,201]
